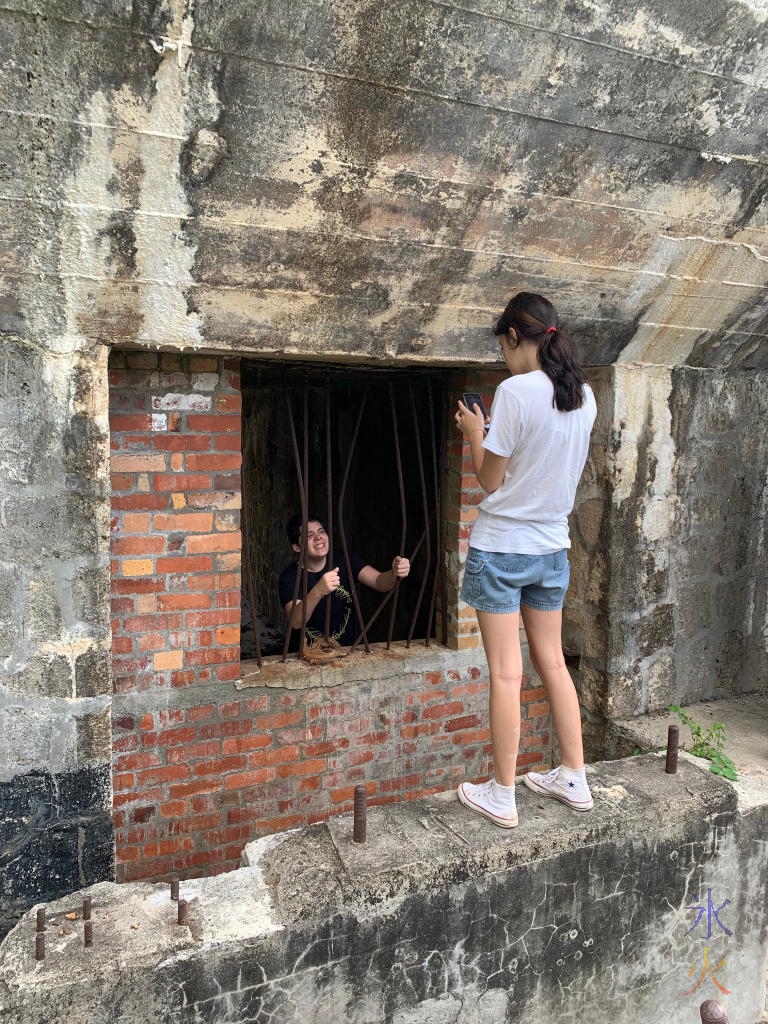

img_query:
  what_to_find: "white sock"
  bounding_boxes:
[493,779,516,794]
[561,765,586,781]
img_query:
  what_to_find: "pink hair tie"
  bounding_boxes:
[545,327,557,334]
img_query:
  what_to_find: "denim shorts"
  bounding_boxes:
[460,547,570,613]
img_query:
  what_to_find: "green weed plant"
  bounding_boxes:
[667,705,738,782]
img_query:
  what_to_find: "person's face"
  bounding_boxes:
[293,521,329,559]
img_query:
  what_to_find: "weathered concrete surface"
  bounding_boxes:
[1,755,766,1024]
[3,0,767,366]
[2,0,768,943]
[605,693,768,781]
[600,365,768,717]
[0,339,114,935]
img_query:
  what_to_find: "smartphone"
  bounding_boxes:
[462,392,489,430]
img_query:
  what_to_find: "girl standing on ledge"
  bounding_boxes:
[454,292,597,827]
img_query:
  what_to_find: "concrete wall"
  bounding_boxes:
[2,755,766,1024]
[602,365,768,718]
[0,340,114,936]
[2,0,767,938]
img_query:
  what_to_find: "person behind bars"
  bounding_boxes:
[278,514,410,648]
[454,291,597,828]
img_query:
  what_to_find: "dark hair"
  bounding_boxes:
[286,513,324,546]
[494,292,587,412]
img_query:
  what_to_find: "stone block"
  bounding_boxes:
[674,582,712,640]
[633,604,674,657]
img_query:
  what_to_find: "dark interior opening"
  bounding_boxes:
[240,361,451,658]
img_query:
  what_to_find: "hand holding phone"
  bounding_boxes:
[461,393,489,432]
[456,393,490,439]
[462,395,487,419]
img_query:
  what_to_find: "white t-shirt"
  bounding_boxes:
[470,370,596,554]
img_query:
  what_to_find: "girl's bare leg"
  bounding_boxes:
[520,605,584,769]
[476,609,522,787]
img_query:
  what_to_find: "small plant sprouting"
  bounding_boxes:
[667,705,738,782]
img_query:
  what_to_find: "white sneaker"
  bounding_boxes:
[457,778,518,828]
[523,766,593,811]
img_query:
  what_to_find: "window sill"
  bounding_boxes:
[237,641,486,691]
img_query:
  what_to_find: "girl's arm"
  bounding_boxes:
[455,399,510,494]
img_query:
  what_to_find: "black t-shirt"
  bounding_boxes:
[278,549,367,647]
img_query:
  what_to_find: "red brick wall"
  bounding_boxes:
[109,352,242,695]
[111,663,549,882]
[108,356,551,884]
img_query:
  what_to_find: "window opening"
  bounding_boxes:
[241,363,449,666]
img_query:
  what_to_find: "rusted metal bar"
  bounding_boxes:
[406,381,431,647]
[170,876,179,902]
[177,898,189,926]
[82,896,92,921]
[438,387,449,646]
[324,378,334,641]
[665,724,679,774]
[300,383,309,657]
[35,932,45,961]
[353,785,367,843]
[338,386,371,652]
[35,908,45,933]
[700,1000,729,1023]
[387,381,408,650]
[284,391,309,662]
[84,920,93,948]
[241,416,263,668]
[424,383,440,647]
[350,531,427,650]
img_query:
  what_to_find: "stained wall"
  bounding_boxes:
[1,0,767,931]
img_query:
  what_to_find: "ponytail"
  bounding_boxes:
[494,293,587,412]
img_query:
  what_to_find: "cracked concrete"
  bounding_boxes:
[1,754,765,1023]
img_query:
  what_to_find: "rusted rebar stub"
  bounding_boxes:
[665,724,680,774]
[700,999,729,1023]
[35,932,45,961]
[82,896,92,921]
[35,907,46,933]
[84,920,93,948]
[177,898,188,926]
[353,785,367,844]
[170,875,180,902]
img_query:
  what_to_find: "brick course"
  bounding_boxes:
[109,352,242,699]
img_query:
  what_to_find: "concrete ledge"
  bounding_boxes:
[112,643,489,717]
[238,641,486,691]
[4,753,764,1024]
[260,754,736,924]
[605,695,768,812]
